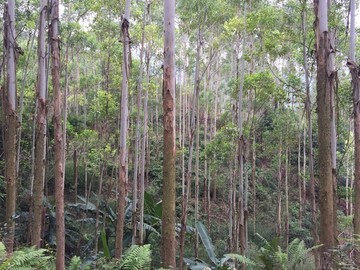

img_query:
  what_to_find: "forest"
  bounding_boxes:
[0,0,360,269]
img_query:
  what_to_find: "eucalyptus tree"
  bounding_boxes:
[115,0,131,259]
[299,0,320,266]
[347,0,360,265]
[3,0,18,254]
[32,0,47,248]
[161,0,176,267]
[50,0,65,268]
[131,13,145,247]
[314,0,336,267]
[177,0,232,265]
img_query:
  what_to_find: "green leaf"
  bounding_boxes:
[195,221,219,266]
[101,229,111,258]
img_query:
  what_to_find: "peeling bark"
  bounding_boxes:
[50,0,65,268]
[161,0,176,267]
[32,0,47,248]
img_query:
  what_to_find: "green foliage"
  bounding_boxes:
[244,71,284,104]
[119,245,151,270]
[185,222,255,269]
[95,245,151,270]
[255,234,321,270]
[67,256,91,270]
[0,243,54,270]
[88,90,118,122]
[205,123,238,162]
[101,229,111,258]
[195,221,219,266]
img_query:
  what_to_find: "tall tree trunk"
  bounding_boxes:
[139,46,150,245]
[32,0,47,248]
[237,4,247,254]
[195,82,200,257]
[252,132,256,234]
[346,152,349,216]
[17,30,36,184]
[115,0,131,259]
[314,0,336,266]
[179,26,201,270]
[298,132,302,228]
[94,164,104,255]
[73,149,78,203]
[285,146,289,248]
[303,2,320,266]
[329,30,338,242]
[50,0,65,268]
[277,138,282,239]
[161,0,176,267]
[3,0,17,254]
[347,0,360,263]
[132,0,146,245]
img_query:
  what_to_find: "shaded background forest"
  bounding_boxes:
[0,0,360,269]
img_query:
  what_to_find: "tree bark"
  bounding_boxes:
[115,0,131,259]
[161,0,176,269]
[73,149,78,203]
[32,0,47,248]
[348,0,360,262]
[276,138,282,239]
[298,132,302,228]
[50,0,65,268]
[179,26,201,270]
[285,146,289,248]
[161,0,176,267]
[314,0,336,266]
[3,0,17,254]
[303,1,320,266]
[139,46,150,245]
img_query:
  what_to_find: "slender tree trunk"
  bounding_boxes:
[32,0,47,248]
[115,0,131,259]
[3,0,17,254]
[139,46,150,245]
[73,149,78,203]
[50,0,65,268]
[195,83,200,258]
[252,132,256,234]
[94,164,104,255]
[346,152,349,216]
[298,132,302,228]
[17,30,36,183]
[179,26,201,270]
[329,30,338,241]
[314,0,336,266]
[285,146,290,248]
[277,138,282,239]
[161,0,176,267]
[351,164,354,217]
[237,5,247,254]
[132,0,146,245]
[229,162,234,252]
[347,0,360,263]
[303,122,306,207]
[303,2,320,266]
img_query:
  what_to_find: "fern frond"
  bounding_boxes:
[287,238,322,269]
[222,253,256,267]
[0,246,53,270]
[119,245,151,270]
[68,256,82,270]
